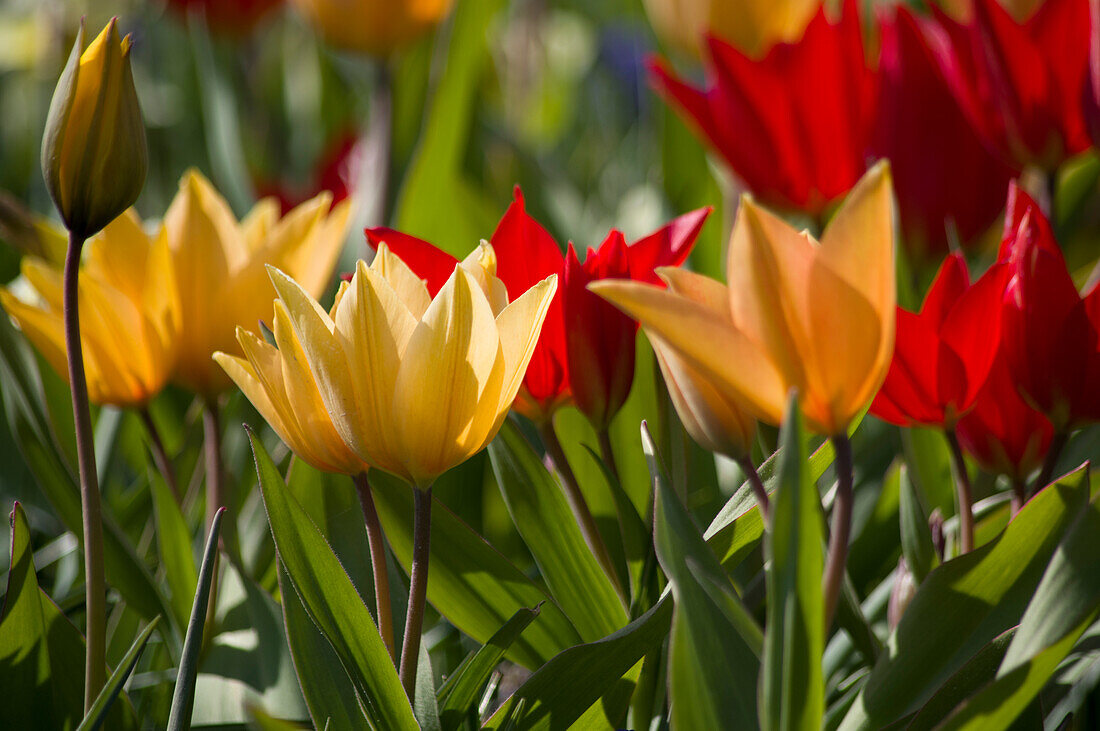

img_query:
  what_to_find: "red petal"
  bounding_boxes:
[626,207,711,285]
[364,227,457,296]
[921,253,970,326]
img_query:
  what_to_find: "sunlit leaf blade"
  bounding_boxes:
[249,433,417,731]
[488,422,627,642]
[761,394,825,731]
[646,422,761,729]
[167,506,225,731]
[76,617,160,731]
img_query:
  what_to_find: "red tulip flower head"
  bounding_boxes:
[999,182,1100,429]
[364,188,710,426]
[873,7,1019,256]
[256,130,359,215]
[955,346,1054,481]
[649,0,874,215]
[871,253,1008,429]
[933,0,1090,170]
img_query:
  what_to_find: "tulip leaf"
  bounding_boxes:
[838,464,1091,730]
[761,395,825,731]
[277,562,366,731]
[150,471,198,632]
[488,422,628,642]
[437,605,541,728]
[646,423,761,729]
[0,312,174,629]
[76,617,159,731]
[898,464,936,582]
[368,471,583,669]
[483,598,673,730]
[249,433,417,731]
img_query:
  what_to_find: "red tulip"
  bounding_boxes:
[1084,0,1100,146]
[871,253,1008,428]
[872,7,1019,256]
[933,0,1090,170]
[256,130,359,215]
[998,182,1100,429]
[167,0,283,34]
[648,0,874,215]
[364,188,710,425]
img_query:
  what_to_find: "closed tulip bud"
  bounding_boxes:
[41,19,147,239]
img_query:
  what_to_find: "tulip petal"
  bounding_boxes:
[370,242,432,319]
[589,278,787,424]
[492,274,557,421]
[365,226,458,296]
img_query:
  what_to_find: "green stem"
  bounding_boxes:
[1031,431,1068,497]
[596,428,622,488]
[1010,478,1027,516]
[945,430,974,555]
[140,407,179,502]
[399,486,432,700]
[353,472,395,664]
[538,420,624,600]
[736,455,771,524]
[822,434,853,630]
[65,231,105,712]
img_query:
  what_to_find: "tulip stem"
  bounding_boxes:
[1032,431,1067,497]
[736,456,770,524]
[64,232,106,712]
[1010,478,1027,516]
[822,434,853,630]
[945,430,974,555]
[353,472,395,664]
[596,428,622,488]
[139,407,179,502]
[539,421,624,599]
[400,486,432,701]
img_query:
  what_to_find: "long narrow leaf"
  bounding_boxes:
[76,618,160,731]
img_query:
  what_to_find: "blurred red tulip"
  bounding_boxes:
[955,344,1054,480]
[872,253,1009,428]
[364,188,710,425]
[166,0,283,34]
[1083,0,1100,146]
[649,0,873,216]
[873,7,1019,256]
[999,182,1100,429]
[256,131,359,215]
[933,0,1090,170]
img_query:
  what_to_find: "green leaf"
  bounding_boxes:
[898,464,936,582]
[488,422,627,642]
[647,423,761,729]
[906,628,1016,729]
[413,641,441,731]
[278,563,366,731]
[838,465,1091,730]
[437,606,540,729]
[761,395,825,731]
[249,433,417,731]
[484,599,673,731]
[369,470,583,669]
[900,427,955,516]
[76,617,159,731]
[150,472,197,632]
[167,506,225,731]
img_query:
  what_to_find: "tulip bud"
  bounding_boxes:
[887,557,919,629]
[41,18,147,239]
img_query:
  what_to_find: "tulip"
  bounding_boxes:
[932,0,1090,171]
[270,242,555,695]
[871,253,1009,429]
[290,0,455,56]
[255,130,359,215]
[167,0,283,34]
[41,18,147,240]
[872,6,1020,257]
[649,0,874,217]
[592,162,894,625]
[998,182,1100,432]
[0,213,178,409]
[165,169,351,398]
[642,0,819,59]
[1084,0,1100,147]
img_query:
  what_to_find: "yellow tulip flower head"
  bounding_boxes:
[165,169,351,398]
[592,161,895,436]
[643,0,819,58]
[268,242,556,489]
[290,0,455,56]
[42,18,147,238]
[0,212,178,408]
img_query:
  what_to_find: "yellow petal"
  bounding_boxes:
[459,241,509,314]
[274,195,351,299]
[391,266,502,487]
[492,274,557,418]
[82,209,150,302]
[241,197,281,252]
[371,243,431,319]
[0,289,70,394]
[589,279,787,425]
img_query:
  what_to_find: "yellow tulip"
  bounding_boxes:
[643,0,819,58]
[42,18,146,238]
[290,0,455,56]
[268,241,555,488]
[591,161,895,436]
[0,212,178,408]
[165,169,351,398]
[935,0,1043,21]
